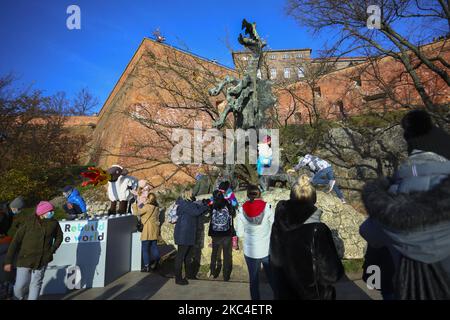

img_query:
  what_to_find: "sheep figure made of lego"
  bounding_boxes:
[106,165,138,215]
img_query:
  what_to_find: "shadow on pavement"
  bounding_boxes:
[113,274,171,300]
[335,274,378,300]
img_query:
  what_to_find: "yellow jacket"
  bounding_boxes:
[133,203,160,241]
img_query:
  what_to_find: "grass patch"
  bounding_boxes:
[342,259,364,274]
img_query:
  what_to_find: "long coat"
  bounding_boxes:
[174,198,208,246]
[133,203,160,241]
[270,199,343,300]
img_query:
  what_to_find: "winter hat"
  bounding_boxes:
[218,181,230,192]
[136,180,150,207]
[63,185,73,194]
[212,190,227,210]
[138,179,148,189]
[36,201,54,216]
[10,196,25,211]
[401,110,450,159]
[401,109,433,140]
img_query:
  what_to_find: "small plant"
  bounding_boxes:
[342,259,364,274]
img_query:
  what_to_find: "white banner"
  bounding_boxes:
[60,220,108,244]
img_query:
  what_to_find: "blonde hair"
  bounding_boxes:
[290,175,316,204]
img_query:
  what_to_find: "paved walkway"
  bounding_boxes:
[41,272,381,300]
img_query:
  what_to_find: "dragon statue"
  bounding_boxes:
[209,19,277,130]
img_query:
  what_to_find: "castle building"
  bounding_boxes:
[68,37,449,189]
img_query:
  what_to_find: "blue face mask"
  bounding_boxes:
[45,211,55,219]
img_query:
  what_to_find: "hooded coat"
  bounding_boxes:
[361,177,450,300]
[270,200,343,300]
[67,188,87,213]
[236,199,274,259]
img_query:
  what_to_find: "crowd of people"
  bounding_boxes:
[0,109,449,300]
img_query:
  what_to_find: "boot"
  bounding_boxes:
[175,278,189,285]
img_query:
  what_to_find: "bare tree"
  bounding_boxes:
[70,88,99,116]
[285,0,450,122]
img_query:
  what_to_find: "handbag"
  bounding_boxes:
[136,217,144,232]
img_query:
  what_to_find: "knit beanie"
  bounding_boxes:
[10,196,25,210]
[36,201,54,216]
[401,110,450,159]
[138,179,148,189]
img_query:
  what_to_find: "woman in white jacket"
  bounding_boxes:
[236,185,275,300]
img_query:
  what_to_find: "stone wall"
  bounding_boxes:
[316,125,407,202]
[160,188,367,281]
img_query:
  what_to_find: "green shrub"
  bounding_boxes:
[0,162,90,206]
[342,259,364,274]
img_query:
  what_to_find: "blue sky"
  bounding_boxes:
[1,1,442,113]
[0,0,326,111]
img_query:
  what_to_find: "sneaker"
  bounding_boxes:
[327,180,336,193]
[141,265,150,273]
[341,199,346,204]
[175,278,189,285]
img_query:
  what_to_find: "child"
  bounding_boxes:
[257,136,273,192]
[208,181,240,250]
[62,186,87,220]
[208,190,235,281]
[236,185,275,300]
[3,201,63,300]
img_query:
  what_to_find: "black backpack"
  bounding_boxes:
[211,207,232,232]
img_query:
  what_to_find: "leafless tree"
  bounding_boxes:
[285,0,450,123]
[70,88,99,116]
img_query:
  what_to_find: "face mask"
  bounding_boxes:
[45,211,55,219]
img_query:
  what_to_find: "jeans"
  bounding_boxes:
[174,245,194,281]
[258,175,270,192]
[210,236,233,280]
[141,240,160,266]
[14,266,47,300]
[311,167,344,200]
[244,255,273,300]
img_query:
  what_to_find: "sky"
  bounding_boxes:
[0,0,330,112]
